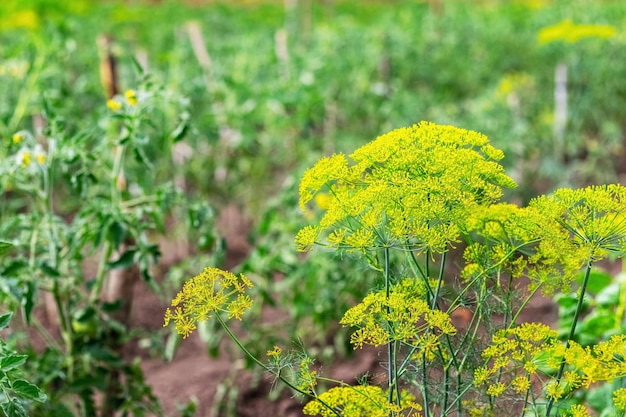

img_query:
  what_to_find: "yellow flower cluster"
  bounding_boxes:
[297,356,318,395]
[477,324,626,403]
[566,404,591,417]
[474,322,558,396]
[107,89,139,111]
[614,388,626,411]
[302,385,422,417]
[13,143,47,170]
[107,99,122,111]
[296,122,516,254]
[546,335,626,389]
[464,185,626,294]
[340,278,456,356]
[532,185,626,262]
[125,89,138,106]
[163,267,253,339]
[538,19,616,45]
[462,203,538,283]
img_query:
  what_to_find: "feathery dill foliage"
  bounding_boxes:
[296,121,517,255]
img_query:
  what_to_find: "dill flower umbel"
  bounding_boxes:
[532,185,626,261]
[302,385,421,417]
[521,185,626,294]
[297,122,516,255]
[567,404,591,417]
[163,267,253,339]
[340,278,456,354]
[614,387,626,412]
[462,203,538,283]
[474,322,559,396]
[538,19,616,44]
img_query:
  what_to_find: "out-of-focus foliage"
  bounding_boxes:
[2,0,626,207]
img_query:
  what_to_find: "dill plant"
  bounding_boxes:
[166,122,626,417]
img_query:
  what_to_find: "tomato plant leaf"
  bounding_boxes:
[11,379,47,402]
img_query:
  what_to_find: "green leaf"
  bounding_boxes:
[170,118,189,143]
[101,300,121,313]
[39,262,60,278]
[22,281,36,326]
[45,402,74,417]
[0,355,27,372]
[107,221,127,249]
[1,398,29,417]
[164,328,181,363]
[0,242,13,257]
[0,313,12,330]
[596,283,620,307]
[107,249,137,269]
[11,379,47,402]
[133,146,153,171]
[579,311,615,340]
[577,270,612,294]
[130,56,145,76]
[586,383,613,412]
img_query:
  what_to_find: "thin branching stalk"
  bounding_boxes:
[383,247,401,412]
[545,259,594,417]
[510,283,542,326]
[431,251,447,310]
[214,314,340,417]
[421,350,430,417]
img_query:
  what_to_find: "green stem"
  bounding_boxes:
[41,138,75,378]
[521,381,531,417]
[214,314,339,416]
[430,251,446,311]
[384,247,400,412]
[545,259,593,417]
[421,350,430,417]
[31,316,62,352]
[441,362,449,417]
[5,39,45,135]
[89,142,127,304]
[446,241,539,314]
[510,283,541,326]
[110,144,127,206]
[408,249,434,299]
[89,240,113,304]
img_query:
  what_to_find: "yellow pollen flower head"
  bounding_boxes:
[297,122,516,255]
[303,385,418,417]
[538,19,616,45]
[107,99,122,111]
[614,388,626,411]
[124,89,138,106]
[12,133,22,144]
[16,150,31,168]
[164,267,254,339]
[567,404,591,417]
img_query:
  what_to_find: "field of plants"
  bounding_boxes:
[2,0,626,416]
